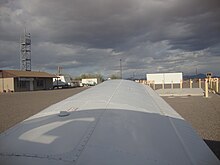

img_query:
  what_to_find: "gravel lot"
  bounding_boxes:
[0,87,88,133]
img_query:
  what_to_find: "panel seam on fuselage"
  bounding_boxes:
[72,80,123,164]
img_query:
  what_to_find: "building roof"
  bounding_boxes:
[0,70,57,78]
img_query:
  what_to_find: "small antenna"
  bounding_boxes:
[24,21,27,36]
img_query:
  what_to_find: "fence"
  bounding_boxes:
[137,78,220,98]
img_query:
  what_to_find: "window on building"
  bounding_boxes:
[17,81,28,88]
[37,80,44,87]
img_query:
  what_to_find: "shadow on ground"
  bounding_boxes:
[204,139,220,160]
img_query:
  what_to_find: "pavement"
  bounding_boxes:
[156,88,204,96]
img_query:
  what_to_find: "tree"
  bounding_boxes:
[110,74,120,79]
[74,73,104,82]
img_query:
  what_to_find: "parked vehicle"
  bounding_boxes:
[53,74,74,89]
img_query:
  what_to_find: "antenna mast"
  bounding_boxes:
[20,27,31,71]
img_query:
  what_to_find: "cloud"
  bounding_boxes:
[0,40,19,68]
[0,0,220,77]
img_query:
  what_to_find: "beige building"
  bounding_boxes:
[0,70,57,92]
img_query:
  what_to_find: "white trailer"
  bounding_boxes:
[82,78,100,86]
[147,72,183,84]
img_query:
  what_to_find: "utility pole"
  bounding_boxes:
[120,59,122,79]
[57,66,62,76]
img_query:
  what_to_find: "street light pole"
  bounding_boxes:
[120,59,122,79]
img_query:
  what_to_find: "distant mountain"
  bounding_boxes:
[183,73,220,79]
[183,73,206,79]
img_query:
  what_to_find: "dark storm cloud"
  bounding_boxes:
[0,0,220,77]
[26,0,151,48]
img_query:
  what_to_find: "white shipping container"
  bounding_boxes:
[147,73,183,84]
[82,78,99,86]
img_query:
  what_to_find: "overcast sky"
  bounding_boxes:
[0,0,220,78]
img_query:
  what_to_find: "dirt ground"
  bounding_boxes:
[0,87,88,133]
[162,93,220,159]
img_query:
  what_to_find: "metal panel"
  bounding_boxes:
[0,80,218,165]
